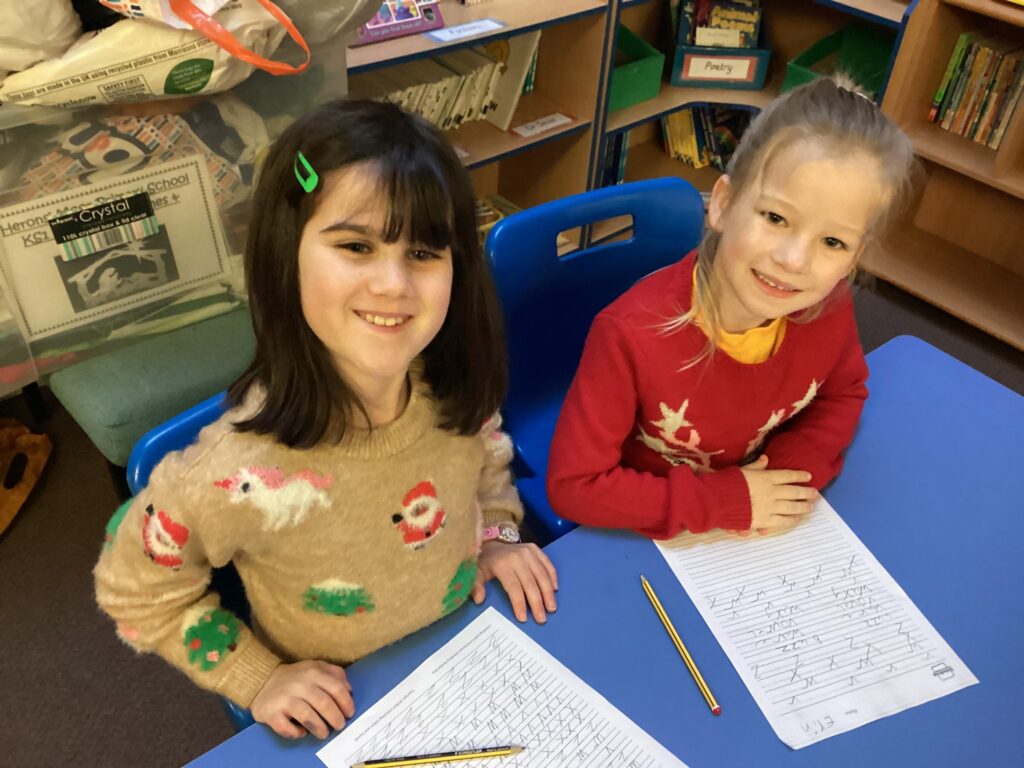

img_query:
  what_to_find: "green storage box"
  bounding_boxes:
[609,26,665,113]
[782,24,896,99]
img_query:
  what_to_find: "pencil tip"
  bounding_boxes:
[510,746,525,755]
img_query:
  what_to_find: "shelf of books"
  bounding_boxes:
[878,0,1024,349]
[347,0,608,72]
[864,226,1024,349]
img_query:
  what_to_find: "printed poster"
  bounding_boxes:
[0,155,229,342]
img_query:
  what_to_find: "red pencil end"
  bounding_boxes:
[712,706,722,716]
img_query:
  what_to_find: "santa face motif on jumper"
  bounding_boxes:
[213,465,332,531]
[392,480,447,549]
[141,504,190,569]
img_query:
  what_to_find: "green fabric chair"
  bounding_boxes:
[48,308,255,478]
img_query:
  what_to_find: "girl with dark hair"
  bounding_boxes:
[95,99,557,741]
[548,76,917,539]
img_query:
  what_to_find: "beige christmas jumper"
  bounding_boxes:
[94,374,522,708]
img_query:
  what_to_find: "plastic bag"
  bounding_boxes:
[0,0,82,73]
[0,1,294,107]
[100,0,309,75]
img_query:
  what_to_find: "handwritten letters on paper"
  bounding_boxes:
[656,499,977,748]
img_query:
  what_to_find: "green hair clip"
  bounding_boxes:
[294,150,318,193]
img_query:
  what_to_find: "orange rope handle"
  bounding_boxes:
[169,0,310,76]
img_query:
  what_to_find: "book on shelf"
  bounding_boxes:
[989,61,1024,149]
[482,30,542,131]
[678,0,761,49]
[932,33,1024,149]
[600,131,630,187]
[661,106,751,171]
[346,31,542,135]
[353,0,445,46]
[930,31,981,122]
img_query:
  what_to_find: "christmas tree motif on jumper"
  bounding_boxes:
[141,503,190,569]
[391,480,447,549]
[303,579,376,616]
[442,559,477,615]
[637,399,724,471]
[183,607,241,671]
[104,498,132,548]
[213,465,332,531]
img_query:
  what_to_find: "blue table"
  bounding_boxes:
[188,337,1023,767]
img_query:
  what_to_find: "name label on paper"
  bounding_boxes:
[426,18,505,43]
[512,113,572,138]
[683,55,753,81]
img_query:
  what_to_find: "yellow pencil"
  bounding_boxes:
[640,574,721,715]
[352,745,524,767]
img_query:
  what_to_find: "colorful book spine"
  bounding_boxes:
[930,31,980,122]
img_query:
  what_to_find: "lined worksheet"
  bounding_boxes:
[656,498,977,748]
[318,607,687,768]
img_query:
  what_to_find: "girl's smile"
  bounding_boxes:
[707,140,888,332]
[297,162,453,423]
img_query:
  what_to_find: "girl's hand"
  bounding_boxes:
[250,660,355,740]
[473,541,558,624]
[740,455,818,535]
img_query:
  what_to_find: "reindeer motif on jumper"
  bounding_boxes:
[213,466,333,531]
[638,379,820,470]
[744,379,819,457]
[392,480,447,549]
[636,400,724,472]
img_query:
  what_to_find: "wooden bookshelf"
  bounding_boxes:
[821,0,910,26]
[448,92,591,169]
[607,70,782,132]
[347,0,608,72]
[880,0,1024,348]
[864,226,1024,349]
[623,135,722,189]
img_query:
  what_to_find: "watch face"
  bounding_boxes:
[498,525,520,544]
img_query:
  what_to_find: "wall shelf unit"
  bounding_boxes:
[880,0,1024,349]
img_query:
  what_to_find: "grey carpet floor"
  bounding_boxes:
[1,280,1021,768]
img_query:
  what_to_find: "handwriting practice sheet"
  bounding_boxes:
[656,499,977,748]
[318,607,687,768]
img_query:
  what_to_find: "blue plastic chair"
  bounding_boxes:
[485,177,705,543]
[127,391,255,732]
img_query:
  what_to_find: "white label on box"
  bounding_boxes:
[0,156,229,341]
[453,145,470,160]
[512,113,572,138]
[694,27,742,47]
[426,18,505,43]
[684,55,753,81]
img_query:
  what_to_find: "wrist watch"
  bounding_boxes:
[482,522,521,544]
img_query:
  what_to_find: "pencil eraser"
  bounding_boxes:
[712,706,721,716]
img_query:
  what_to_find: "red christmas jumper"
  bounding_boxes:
[547,251,868,539]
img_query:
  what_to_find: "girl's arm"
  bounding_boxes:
[473,413,557,624]
[546,312,752,539]
[476,412,524,529]
[760,302,869,488]
[94,453,281,710]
